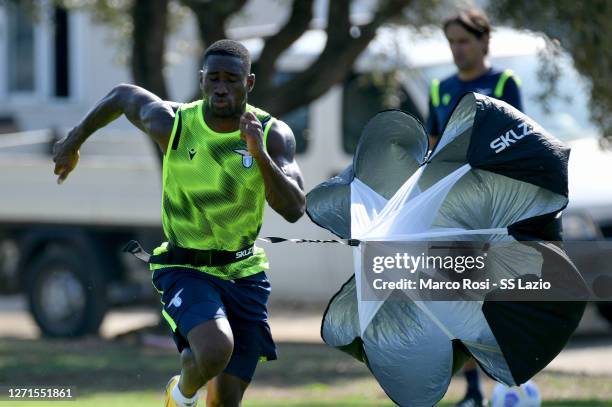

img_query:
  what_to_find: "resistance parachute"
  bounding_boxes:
[306,93,586,406]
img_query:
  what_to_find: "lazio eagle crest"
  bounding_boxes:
[233,149,254,168]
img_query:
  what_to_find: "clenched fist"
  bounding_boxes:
[52,128,81,184]
[239,111,265,158]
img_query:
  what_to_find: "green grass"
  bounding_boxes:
[0,337,611,406]
[6,394,612,407]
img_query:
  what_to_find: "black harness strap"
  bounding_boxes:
[122,240,255,266]
[123,240,152,263]
[123,236,359,266]
[257,237,360,246]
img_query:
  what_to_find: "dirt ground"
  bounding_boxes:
[1,296,612,405]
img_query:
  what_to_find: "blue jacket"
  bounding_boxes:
[426,67,523,137]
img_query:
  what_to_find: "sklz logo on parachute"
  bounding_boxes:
[235,247,253,259]
[489,122,534,153]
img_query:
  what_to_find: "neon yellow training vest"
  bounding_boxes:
[151,100,275,280]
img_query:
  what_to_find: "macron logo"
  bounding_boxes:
[169,288,184,308]
[489,122,534,154]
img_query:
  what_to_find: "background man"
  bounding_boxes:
[425,9,523,407]
[426,9,522,148]
[53,39,305,407]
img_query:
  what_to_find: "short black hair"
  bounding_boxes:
[203,39,251,73]
[443,9,491,39]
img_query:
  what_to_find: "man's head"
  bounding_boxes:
[200,39,254,117]
[443,9,491,72]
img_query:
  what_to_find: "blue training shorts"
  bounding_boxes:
[152,267,277,382]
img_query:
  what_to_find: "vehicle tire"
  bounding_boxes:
[596,302,612,326]
[26,245,107,337]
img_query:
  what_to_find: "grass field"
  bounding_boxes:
[0,337,611,406]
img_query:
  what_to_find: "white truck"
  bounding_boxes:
[1,27,611,337]
[0,129,164,336]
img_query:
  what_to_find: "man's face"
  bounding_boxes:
[200,54,254,117]
[445,23,488,72]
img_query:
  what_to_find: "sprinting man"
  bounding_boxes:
[53,40,305,407]
[425,9,523,407]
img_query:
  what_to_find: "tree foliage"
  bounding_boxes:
[489,0,612,140]
[53,0,428,117]
[7,0,609,139]
[179,0,423,117]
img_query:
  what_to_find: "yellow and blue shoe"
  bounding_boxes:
[164,375,199,407]
[164,375,181,407]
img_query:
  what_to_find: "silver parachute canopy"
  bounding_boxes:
[306,93,586,407]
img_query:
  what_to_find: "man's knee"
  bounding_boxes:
[196,343,233,378]
[188,319,234,379]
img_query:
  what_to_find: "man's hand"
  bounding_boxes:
[239,111,266,158]
[53,128,81,184]
[49,84,175,186]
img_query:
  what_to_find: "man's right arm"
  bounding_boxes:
[53,84,176,183]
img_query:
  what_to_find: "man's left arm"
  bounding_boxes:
[240,112,305,223]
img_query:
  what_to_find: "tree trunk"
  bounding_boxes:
[250,0,411,117]
[130,0,169,100]
[130,0,169,161]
